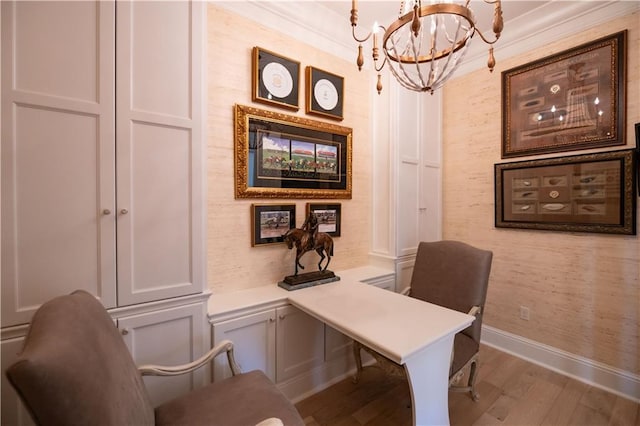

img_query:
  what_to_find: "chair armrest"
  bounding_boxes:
[255,418,283,426]
[138,339,242,377]
[468,305,481,317]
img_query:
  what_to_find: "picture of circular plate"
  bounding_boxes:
[262,62,293,99]
[314,79,339,111]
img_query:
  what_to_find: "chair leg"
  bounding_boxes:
[467,358,479,401]
[352,341,364,383]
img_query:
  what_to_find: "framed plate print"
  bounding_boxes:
[251,204,296,246]
[306,66,344,121]
[307,203,341,236]
[252,47,300,111]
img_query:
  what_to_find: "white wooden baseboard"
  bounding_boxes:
[482,325,640,403]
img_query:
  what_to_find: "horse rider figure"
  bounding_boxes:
[300,212,318,251]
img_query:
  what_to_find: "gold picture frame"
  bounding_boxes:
[234,104,352,199]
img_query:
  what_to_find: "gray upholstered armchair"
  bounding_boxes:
[6,290,304,426]
[353,240,493,401]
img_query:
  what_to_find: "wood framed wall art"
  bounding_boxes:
[307,203,341,237]
[495,149,636,235]
[306,66,344,121]
[636,122,640,196]
[502,31,626,158]
[234,104,352,199]
[251,204,296,246]
[252,47,300,111]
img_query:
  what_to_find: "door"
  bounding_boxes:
[115,0,205,306]
[118,302,208,407]
[212,310,277,382]
[276,305,325,383]
[1,0,117,327]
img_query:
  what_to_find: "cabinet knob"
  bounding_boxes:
[121,328,129,335]
[120,209,129,215]
[102,209,112,215]
[269,317,275,323]
[279,315,285,320]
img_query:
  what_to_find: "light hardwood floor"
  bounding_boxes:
[295,344,640,426]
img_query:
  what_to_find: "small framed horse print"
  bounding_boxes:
[251,204,296,246]
[307,203,341,236]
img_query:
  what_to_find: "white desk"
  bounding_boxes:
[288,278,474,426]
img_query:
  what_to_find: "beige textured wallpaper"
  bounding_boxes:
[442,14,639,374]
[206,5,372,294]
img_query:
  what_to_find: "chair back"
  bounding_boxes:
[409,240,493,343]
[6,290,155,426]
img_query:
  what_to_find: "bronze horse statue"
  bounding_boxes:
[282,228,334,276]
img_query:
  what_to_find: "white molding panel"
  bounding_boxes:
[482,325,640,403]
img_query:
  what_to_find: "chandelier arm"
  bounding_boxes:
[474,28,500,45]
[374,56,388,73]
[352,26,372,44]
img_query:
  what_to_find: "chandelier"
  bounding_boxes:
[350,0,504,94]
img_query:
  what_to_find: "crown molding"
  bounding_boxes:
[213,1,638,77]
[212,1,354,61]
[455,1,639,76]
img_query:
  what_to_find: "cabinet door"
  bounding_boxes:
[1,336,35,426]
[118,302,208,408]
[115,0,205,305]
[325,325,353,362]
[1,0,116,327]
[276,305,325,383]
[212,310,276,382]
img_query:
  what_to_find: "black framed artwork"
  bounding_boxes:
[636,122,640,196]
[252,47,300,111]
[306,66,344,121]
[307,203,341,237]
[251,204,296,246]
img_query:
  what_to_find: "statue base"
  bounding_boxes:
[278,270,340,291]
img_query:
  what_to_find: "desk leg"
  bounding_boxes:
[403,334,454,426]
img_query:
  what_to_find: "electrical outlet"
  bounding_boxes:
[519,306,530,321]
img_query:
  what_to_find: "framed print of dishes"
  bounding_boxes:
[252,47,300,111]
[306,66,344,121]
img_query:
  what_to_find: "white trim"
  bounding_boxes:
[482,325,640,403]
[212,1,639,78]
[456,1,640,77]
[212,1,353,61]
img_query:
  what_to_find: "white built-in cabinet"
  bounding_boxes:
[212,305,325,385]
[1,1,207,423]
[210,271,395,401]
[212,309,278,381]
[370,78,443,291]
